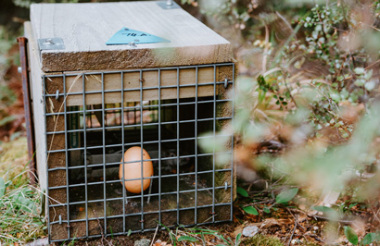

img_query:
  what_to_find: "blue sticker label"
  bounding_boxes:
[106,27,170,45]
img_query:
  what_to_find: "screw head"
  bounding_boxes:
[128,42,137,47]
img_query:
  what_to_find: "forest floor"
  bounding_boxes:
[2,130,374,246]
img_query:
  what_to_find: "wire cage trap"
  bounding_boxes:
[23,1,236,242]
[44,64,235,242]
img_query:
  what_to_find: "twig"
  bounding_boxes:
[46,75,81,168]
[262,24,270,73]
[287,216,298,246]
[315,9,329,48]
[359,22,380,32]
[294,234,324,243]
[150,225,160,246]
[276,11,293,32]
[289,208,354,224]
[282,72,298,108]
[94,209,112,246]
[309,214,353,224]
[369,205,380,224]
[287,208,306,232]
[365,59,380,70]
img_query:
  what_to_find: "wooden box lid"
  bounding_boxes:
[30,1,233,73]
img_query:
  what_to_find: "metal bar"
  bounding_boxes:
[230,63,236,221]
[50,217,234,243]
[17,37,37,185]
[134,101,137,127]
[47,151,233,168]
[176,67,180,226]
[212,65,216,223]
[48,153,227,170]
[47,133,233,148]
[45,99,233,116]
[48,168,232,185]
[46,116,233,134]
[49,194,232,209]
[101,72,107,235]
[45,81,227,97]
[139,70,144,231]
[63,74,71,239]
[50,203,232,226]
[42,76,51,242]
[158,69,162,225]
[121,71,126,233]
[194,66,198,224]
[82,74,89,237]
[51,63,234,77]
[48,171,233,190]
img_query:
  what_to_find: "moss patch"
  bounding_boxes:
[241,234,284,246]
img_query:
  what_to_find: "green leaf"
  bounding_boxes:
[258,90,266,103]
[257,75,267,87]
[178,236,198,242]
[312,206,336,214]
[237,187,249,197]
[263,207,271,214]
[0,177,5,197]
[0,115,15,127]
[344,226,358,245]
[361,233,377,245]
[275,188,299,204]
[235,233,242,246]
[354,67,365,74]
[348,203,357,209]
[243,206,259,215]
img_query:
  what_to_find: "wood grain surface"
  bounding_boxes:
[30,1,233,72]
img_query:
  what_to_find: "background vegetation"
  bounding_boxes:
[197,0,380,244]
[0,0,379,245]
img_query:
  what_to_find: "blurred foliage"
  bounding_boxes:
[13,0,79,8]
[197,0,380,241]
[0,26,19,132]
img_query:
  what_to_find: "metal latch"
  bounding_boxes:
[38,38,65,51]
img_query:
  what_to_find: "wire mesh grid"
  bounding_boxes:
[43,63,235,242]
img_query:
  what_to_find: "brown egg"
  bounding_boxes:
[119,146,153,193]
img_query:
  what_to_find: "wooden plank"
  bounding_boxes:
[25,21,48,192]
[30,1,233,72]
[26,22,68,231]
[63,65,233,106]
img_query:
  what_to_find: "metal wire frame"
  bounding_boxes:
[44,63,235,242]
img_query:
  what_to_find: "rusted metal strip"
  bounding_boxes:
[17,36,37,185]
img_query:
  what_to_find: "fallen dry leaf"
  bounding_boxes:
[351,219,366,237]
[261,218,280,228]
[232,224,244,238]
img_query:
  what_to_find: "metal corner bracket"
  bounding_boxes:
[38,38,65,51]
